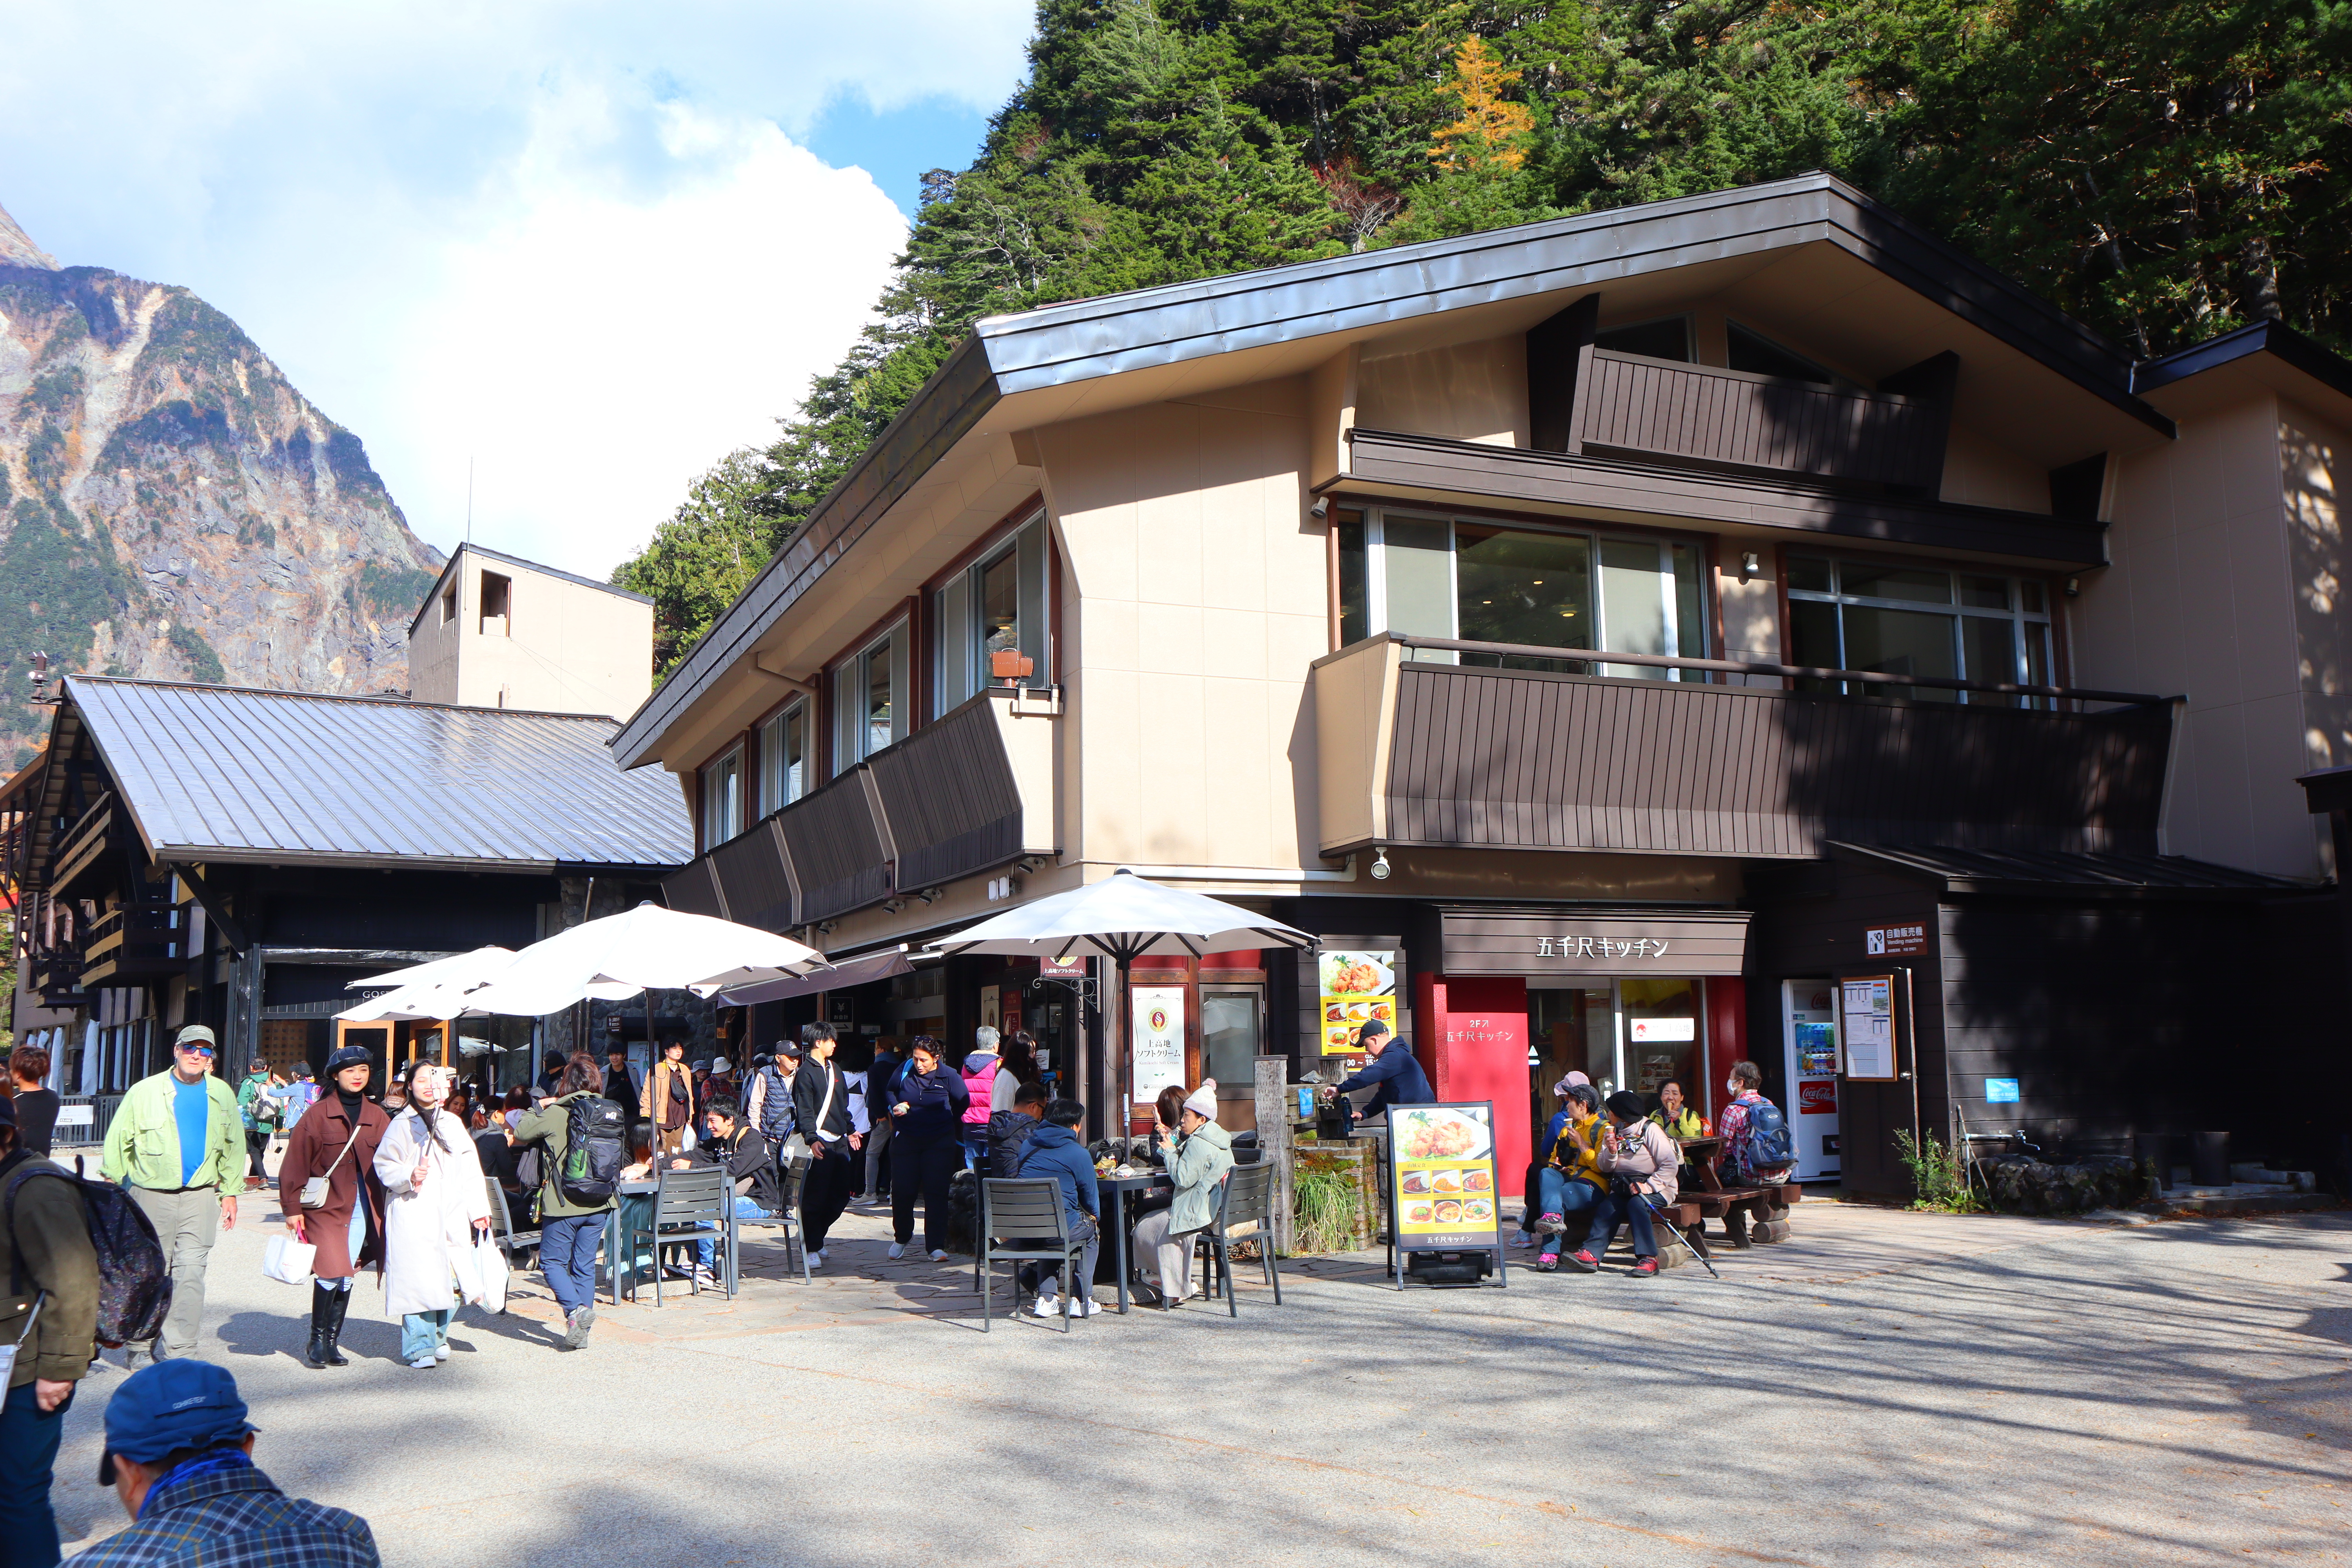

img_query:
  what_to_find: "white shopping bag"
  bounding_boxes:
[263,1234,316,1286]
[476,1235,509,1314]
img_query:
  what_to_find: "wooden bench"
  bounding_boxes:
[1662,1136,1800,1256]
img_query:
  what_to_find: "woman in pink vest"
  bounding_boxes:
[960,1027,1001,1169]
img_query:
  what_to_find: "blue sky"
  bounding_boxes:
[0,2,1028,576]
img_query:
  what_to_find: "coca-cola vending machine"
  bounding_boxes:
[1780,981,1841,1182]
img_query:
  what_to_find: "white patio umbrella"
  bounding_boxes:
[342,945,516,992]
[335,980,483,1023]
[461,902,827,1018]
[930,867,1313,1131]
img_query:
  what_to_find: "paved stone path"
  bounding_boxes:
[45,1189,2352,1566]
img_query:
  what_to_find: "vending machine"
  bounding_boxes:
[1780,980,1841,1182]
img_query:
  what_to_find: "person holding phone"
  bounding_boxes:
[885,1037,967,1263]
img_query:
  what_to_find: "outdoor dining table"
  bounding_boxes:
[1095,1170,1172,1314]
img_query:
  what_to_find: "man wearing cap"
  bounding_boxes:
[101,1025,243,1367]
[1325,1018,1434,1122]
[0,1092,102,1566]
[79,1360,379,1566]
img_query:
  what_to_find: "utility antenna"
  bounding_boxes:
[466,456,475,543]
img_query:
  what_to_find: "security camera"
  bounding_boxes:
[1309,497,1329,521]
[1369,849,1392,880]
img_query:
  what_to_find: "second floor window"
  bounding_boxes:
[757,702,807,817]
[934,514,1049,714]
[834,621,908,767]
[700,747,742,850]
[1785,554,2053,704]
[1339,509,1707,677]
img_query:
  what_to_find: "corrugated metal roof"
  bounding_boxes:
[70,676,691,872]
[1831,842,2313,893]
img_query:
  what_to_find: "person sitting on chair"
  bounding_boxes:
[1128,1086,1234,1308]
[663,1095,774,1289]
[1013,1098,1101,1319]
[1530,1083,1610,1272]
[1564,1090,1682,1279]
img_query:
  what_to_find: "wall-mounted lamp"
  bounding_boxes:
[881,898,907,915]
[1740,551,1760,583]
[919,887,946,905]
[2063,577,2080,598]
[1369,848,1392,881]
[1308,496,1329,521]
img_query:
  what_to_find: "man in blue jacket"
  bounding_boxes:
[1014,1098,1100,1319]
[1330,1019,1433,1122]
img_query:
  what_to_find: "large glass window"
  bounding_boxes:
[833,622,908,766]
[757,702,808,817]
[699,747,742,850]
[1785,554,2054,704]
[933,514,1050,715]
[1352,511,1708,676]
[1334,509,1368,647]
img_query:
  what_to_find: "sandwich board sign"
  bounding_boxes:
[1385,1102,1507,1290]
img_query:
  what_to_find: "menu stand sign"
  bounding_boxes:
[1385,1102,1508,1290]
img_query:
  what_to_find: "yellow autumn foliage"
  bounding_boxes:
[1429,36,1535,172]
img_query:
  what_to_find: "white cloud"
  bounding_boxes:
[0,0,1033,574]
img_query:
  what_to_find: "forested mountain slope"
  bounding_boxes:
[619,0,2351,671]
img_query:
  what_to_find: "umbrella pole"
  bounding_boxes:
[1116,952,1134,1145]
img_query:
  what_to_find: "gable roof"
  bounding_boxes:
[64,676,690,874]
[612,172,2173,769]
[408,542,653,637]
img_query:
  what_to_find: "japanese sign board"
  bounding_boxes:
[1387,1102,1506,1288]
[1839,975,1899,1080]
[1130,985,1186,1105]
[1316,946,1397,1057]
[1865,924,1929,957]
[1039,954,1087,979]
[1984,1077,2020,1104]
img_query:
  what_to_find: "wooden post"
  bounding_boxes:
[1254,1056,1296,1255]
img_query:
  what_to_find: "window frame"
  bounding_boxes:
[756,700,809,818]
[699,744,744,851]
[1349,506,1713,678]
[832,618,909,768]
[1782,552,2056,704]
[930,510,1050,717]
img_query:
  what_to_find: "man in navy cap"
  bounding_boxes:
[76,1361,379,1566]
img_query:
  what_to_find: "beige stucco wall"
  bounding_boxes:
[408,554,653,720]
[1035,377,1330,874]
[2073,391,2323,877]
[1940,425,2052,513]
[2283,397,2352,834]
[1356,334,1527,446]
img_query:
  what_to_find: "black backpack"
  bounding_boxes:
[4,1159,172,1348]
[557,1095,627,1206]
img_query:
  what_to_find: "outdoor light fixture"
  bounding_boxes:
[2064,577,2081,597]
[1369,849,1392,880]
[882,898,907,915]
[1309,496,1329,520]
[1016,856,1049,874]
[1740,551,1760,582]
[919,887,946,904]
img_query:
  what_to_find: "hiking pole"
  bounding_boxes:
[1637,1190,1719,1279]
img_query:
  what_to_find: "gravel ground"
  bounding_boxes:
[43,1196,2352,1567]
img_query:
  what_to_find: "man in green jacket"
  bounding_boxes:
[101,1024,242,1365]
[0,1091,102,1566]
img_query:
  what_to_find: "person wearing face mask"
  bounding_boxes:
[277,1046,390,1370]
[370,1062,492,1370]
[1717,1060,1796,1189]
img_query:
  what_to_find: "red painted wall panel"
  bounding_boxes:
[1416,973,1532,1198]
[1704,976,1747,1124]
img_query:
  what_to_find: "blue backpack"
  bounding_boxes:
[1741,1100,1795,1169]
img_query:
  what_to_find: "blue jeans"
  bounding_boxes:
[1535,1169,1604,1250]
[401,1308,451,1362]
[539,1213,603,1315]
[0,1378,73,1568]
[1581,1187,1659,1259]
[695,1196,775,1270]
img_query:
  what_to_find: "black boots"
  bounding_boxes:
[306,1282,352,1367]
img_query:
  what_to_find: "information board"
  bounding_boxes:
[1316,946,1398,1057]
[1839,975,1899,1080]
[1130,985,1186,1105]
[1385,1102,1507,1288]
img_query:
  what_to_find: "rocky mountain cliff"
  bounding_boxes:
[0,200,443,769]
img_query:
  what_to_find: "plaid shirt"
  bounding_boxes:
[73,1461,380,1567]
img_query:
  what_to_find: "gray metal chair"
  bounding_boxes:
[482,1177,539,1270]
[622,1165,728,1306]
[977,1177,1086,1333]
[1193,1161,1282,1317]
[730,1156,809,1289]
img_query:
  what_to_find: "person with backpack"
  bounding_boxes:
[0,1092,102,1567]
[514,1053,621,1351]
[1561,1090,1682,1278]
[234,1059,278,1192]
[101,1023,243,1367]
[276,1045,389,1370]
[370,1062,491,1370]
[959,1029,1001,1170]
[1718,1060,1798,1189]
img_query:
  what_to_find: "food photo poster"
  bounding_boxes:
[1317,946,1397,1056]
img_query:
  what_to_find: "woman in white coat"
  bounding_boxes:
[372,1061,492,1369]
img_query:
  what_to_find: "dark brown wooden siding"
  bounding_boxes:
[866,697,1025,893]
[775,771,892,923]
[661,858,727,920]
[1384,664,2171,857]
[1570,348,1944,489]
[708,820,795,932]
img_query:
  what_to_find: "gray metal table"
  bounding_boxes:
[1096,1171,1171,1314]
